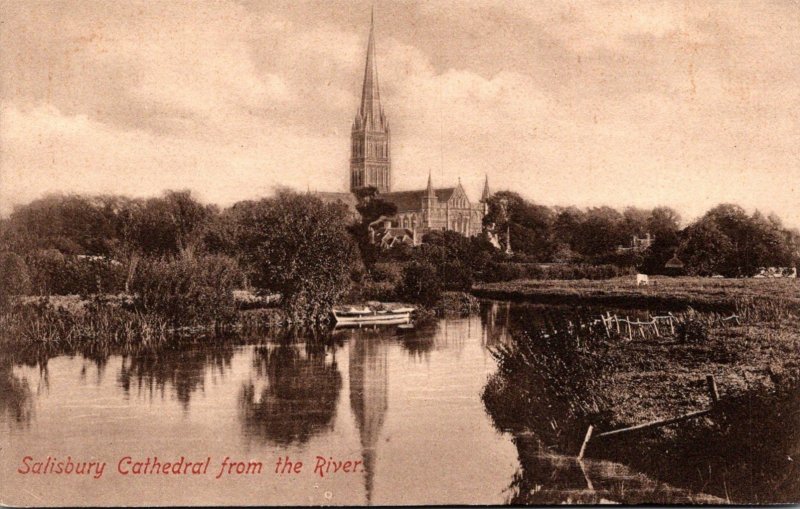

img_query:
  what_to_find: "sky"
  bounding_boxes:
[1,0,798,227]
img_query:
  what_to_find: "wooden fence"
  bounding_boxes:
[594,311,740,341]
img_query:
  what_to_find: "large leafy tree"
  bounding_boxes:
[484,191,555,260]
[678,204,794,276]
[230,190,358,322]
[641,207,682,273]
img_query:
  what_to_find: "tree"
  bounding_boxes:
[398,260,442,306]
[350,187,397,268]
[574,207,626,258]
[641,207,682,274]
[231,190,358,322]
[485,191,554,260]
[621,207,650,238]
[679,220,733,276]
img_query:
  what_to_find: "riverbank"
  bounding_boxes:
[0,290,478,347]
[592,317,800,503]
[482,301,800,503]
[473,276,800,312]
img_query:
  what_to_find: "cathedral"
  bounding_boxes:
[318,12,490,246]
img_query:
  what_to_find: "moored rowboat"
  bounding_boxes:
[332,306,415,326]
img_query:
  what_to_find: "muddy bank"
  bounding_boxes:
[587,376,800,503]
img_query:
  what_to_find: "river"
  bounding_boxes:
[0,301,721,505]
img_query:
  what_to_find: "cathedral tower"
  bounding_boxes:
[350,10,391,193]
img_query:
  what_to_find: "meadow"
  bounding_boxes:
[473,275,800,312]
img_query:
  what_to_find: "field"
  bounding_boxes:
[473,276,800,312]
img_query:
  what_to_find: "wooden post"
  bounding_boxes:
[615,315,620,334]
[668,313,675,335]
[626,316,632,341]
[577,425,593,460]
[594,408,712,439]
[652,319,660,337]
[706,375,719,404]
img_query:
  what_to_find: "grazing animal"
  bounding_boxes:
[636,274,649,286]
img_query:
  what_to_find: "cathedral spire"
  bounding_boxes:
[481,174,491,201]
[359,7,383,130]
[350,7,391,193]
[426,171,435,198]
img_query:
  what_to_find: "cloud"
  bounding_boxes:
[0,0,798,229]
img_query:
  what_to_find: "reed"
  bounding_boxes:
[0,298,171,348]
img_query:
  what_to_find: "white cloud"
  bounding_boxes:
[1,0,798,229]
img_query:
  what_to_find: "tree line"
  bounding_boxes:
[484,191,800,277]
[1,189,798,321]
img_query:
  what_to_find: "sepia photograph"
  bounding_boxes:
[0,0,798,505]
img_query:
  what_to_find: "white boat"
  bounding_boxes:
[332,306,415,327]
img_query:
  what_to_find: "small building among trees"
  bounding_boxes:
[664,254,685,276]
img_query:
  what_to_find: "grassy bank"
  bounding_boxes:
[482,303,800,503]
[473,276,800,312]
[0,289,474,348]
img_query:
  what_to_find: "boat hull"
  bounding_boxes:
[333,312,411,327]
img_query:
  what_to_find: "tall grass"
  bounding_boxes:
[131,253,242,328]
[733,295,797,322]
[0,297,169,347]
[482,311,616,450]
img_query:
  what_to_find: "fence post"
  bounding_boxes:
[602,315,610,338]
[706,375,719,404]
[577,425,593,460]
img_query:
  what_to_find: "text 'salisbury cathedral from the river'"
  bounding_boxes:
[320,11,491,247]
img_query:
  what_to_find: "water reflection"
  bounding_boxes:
[348,335,388,504]
[239,342,341,445]
[505,436,720,504]
[118,343,235,410]
[0,358,34,428]
[481,301,513,347]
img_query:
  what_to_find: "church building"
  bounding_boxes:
[319,12,490,246]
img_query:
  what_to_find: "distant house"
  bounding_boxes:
[368,216,415,248]
[664,254,685,276]
[617,233,655,254]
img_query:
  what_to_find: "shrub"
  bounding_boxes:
[131,253,242,327]
[398,260,442,306]
[0,252,31,308]
[676,318,710,343]
[22,249,126,295]
[25,249,66,294]
[369,262,402,285]
[482,262,634,282]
